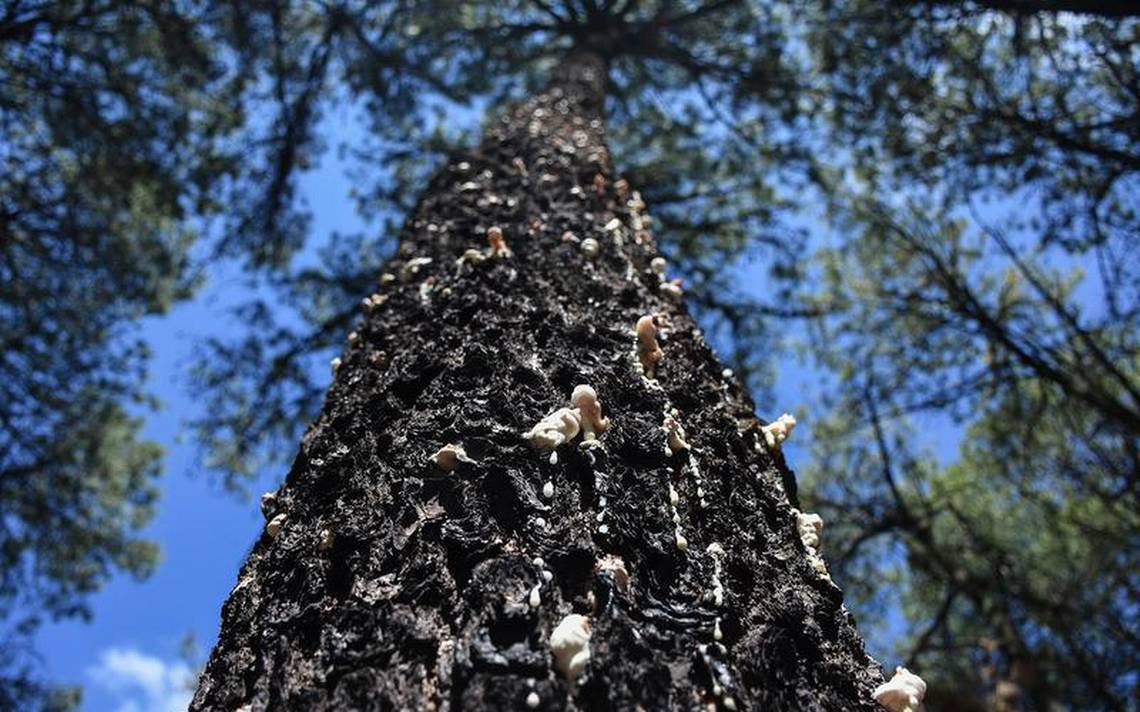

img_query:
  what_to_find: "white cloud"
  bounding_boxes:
[87,647,195,712]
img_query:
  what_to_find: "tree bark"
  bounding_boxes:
[192,50,886,711]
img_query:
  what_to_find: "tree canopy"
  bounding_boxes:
[797,5,1139,709]
[1,0,1137,709]
[0,0,239,705]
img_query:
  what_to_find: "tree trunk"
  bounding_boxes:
[192,50,886,711]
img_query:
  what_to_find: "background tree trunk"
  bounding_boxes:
[192,50,885,711]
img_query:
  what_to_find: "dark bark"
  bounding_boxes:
[192,51,886,711]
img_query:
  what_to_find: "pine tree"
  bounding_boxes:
[192,50,888,710]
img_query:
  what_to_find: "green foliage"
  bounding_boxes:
[795,7,1138,708]
[0,399,161,710]
[0,0,235,703]
[801,203,1139,708]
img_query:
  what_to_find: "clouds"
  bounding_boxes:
[87,647,195,712]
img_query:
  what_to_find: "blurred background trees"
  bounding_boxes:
[798,6,1139,709]
[1,0,1136,709]
[1,1,233,706]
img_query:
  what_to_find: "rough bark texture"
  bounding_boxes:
[192,52,886,711]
